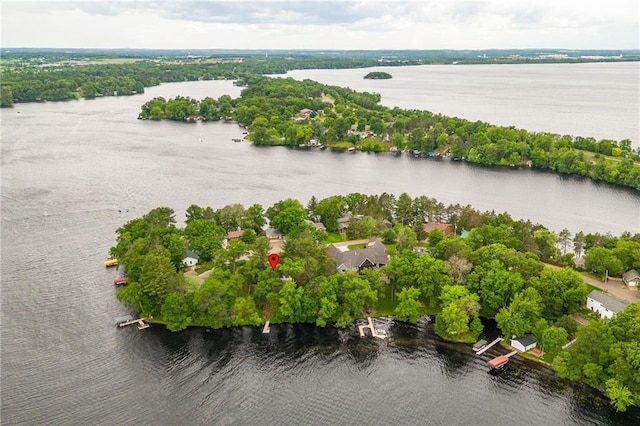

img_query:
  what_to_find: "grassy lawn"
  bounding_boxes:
[382,242,397,255]
[323,232,344,243]
[194,261,215,275]
[373,287,439,317]
[328,141,356,149]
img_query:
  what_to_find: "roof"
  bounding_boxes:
[622,269,640,282]
[512,334,536,347]
[328,238,389,270]
[183,249,199,260]
[488,355,509,368]
[226,229,244,240]
[423,222,455,236]
[587,290,629,313]
[264,228,284,237]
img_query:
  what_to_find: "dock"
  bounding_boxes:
[116,317,150,330]
[358,317,387,340]
[262,320,270,334]
[475,336,503,355]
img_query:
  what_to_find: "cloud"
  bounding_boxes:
[2,0,638,49]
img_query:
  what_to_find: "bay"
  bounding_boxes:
[282,62,640,147]
[1,65,639,425]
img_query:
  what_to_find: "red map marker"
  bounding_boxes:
[268,253,280,270]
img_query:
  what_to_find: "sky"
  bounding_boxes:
[2,0,639,50]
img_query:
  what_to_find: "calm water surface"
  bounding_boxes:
[283,62,640,146]
[2,66,640,425]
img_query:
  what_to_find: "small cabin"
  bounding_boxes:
[511,334,537,352]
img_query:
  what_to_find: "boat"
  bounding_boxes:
[347,147,356,152]
[113,277,128,286]
[103,259,118,267]
[473,339,488,352]
[487,355,509,369]
[232,138,242,142]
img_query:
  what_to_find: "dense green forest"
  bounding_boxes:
[2,48,639,106]
[109,192,639,411]
[138,76,640,191]
[364,71,392,79]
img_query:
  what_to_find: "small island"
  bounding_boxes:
[364,71,392,79]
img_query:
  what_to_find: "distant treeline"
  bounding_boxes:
[2,49,639,106]
[138,76,640,191]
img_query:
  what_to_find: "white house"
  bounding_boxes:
[182,249,199,267]
[511,334,537,352]
[586,290,628,319]
[622,269,640,287]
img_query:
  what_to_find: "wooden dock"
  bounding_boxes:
[262,320,270,334]
[475,336,503,355]
[117,317,150,330]
[358,317,387,340]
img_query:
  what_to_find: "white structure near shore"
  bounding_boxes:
[586,290,629,319]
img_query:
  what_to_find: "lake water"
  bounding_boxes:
[2,64,640,425]
[282,62,640,147]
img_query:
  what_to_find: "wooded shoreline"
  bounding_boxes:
[109,193,639,411]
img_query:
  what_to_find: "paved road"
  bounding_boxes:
[578,273,638,303]
[546,263,639,303]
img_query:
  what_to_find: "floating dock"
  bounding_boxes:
[262,320,270,334]
[358,317,387,340]
[475,336,503,355]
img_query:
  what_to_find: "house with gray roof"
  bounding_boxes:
[328,238,389,273]
[182,249,199,267]
[586,290,629,319]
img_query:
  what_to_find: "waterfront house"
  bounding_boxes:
[264,227,284,240]
[510,334,537,352]
[622,269,639,288]
[226,229,245,241]
[293,108,313,121]
[337,213,352,233]
[586,290,629,319]
[182,249,199,267]
[305,219,326,232]
[422,222,455,237]
[328,238,389,273]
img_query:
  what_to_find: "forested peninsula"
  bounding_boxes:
[110,192,640,411]
[138,76,640,191]
[2,49,639,106]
